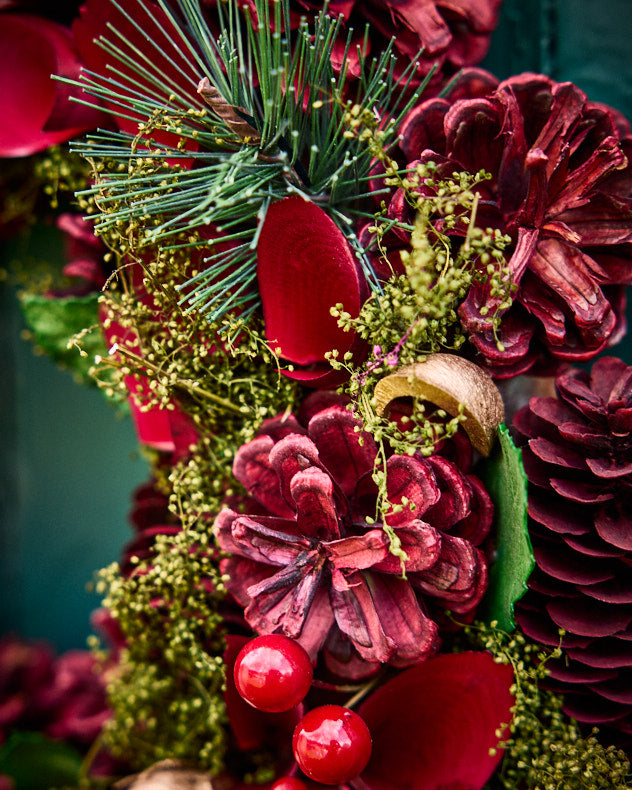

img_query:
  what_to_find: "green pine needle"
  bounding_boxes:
[67,0,433,321]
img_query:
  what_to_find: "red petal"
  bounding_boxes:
[372,521,441,574]
[330,570,437,667]
[530,238,616,347]
[246,559,325,640]
[268,434,322,514]
[0,14,103,156]
[358,652,514,790]
[230,515,310,566]
[257,197,365,365]
[413,538,487,612]
[398,97,449,161]
[444,96,504,180]
[124,375,175,451]
[595,503,632,550]
[423,456,471,530]
[73,0,202,135]
[546,598,632,638]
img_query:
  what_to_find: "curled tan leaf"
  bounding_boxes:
[114,759,215,790]
[373,354,505,457]
[197,77,260,143]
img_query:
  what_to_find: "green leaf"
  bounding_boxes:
[0,732,82,790]
[478,423,534,630]
[19,292,107,383]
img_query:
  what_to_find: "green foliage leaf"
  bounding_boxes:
[0,732,82,790]
[478,423,534,630]
[19,292,106,383]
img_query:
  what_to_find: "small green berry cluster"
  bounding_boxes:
[95,523,227,771]
[464,623,631,790]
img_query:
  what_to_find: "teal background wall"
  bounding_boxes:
[1,230,148,652]
[1,0,631,652]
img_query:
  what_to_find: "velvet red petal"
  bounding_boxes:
[0,14,105,157]
[357,652,514,790]
[257,197,366,366]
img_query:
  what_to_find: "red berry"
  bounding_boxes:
[271,778,308,790]
[292,704,372,785]
[233,634,313,713]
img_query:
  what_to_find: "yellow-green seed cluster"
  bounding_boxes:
[465,623,631,789]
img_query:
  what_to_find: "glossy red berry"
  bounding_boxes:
[292,704,372,785]
[233,634,313,713]
[270,778,309,790]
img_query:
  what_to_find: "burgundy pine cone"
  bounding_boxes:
[513,356,632,737]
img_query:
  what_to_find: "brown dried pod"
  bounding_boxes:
[197,77,260,143]
[114,759,214,790]
[372,354,505,456]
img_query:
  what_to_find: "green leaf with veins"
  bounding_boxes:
[478,423,534,630]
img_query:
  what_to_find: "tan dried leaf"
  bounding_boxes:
[114,759,215,790]
[197,77,260,143]
[372,353,505,456]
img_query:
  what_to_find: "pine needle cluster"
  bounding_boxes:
[70,0,431,323]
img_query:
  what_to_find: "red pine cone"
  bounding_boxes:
[513,356,632,738]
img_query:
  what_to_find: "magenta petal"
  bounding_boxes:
[546,598,632,637]
[413,538,487,612]
[329,570,395,664]
[358,652,514,790]
[423,456,472,529]
[246,558,325,640]
[595,503,632,550]
[372,521,441,573]
[330,570,436,666]
[257,197,365,365]
[230,515,311,566]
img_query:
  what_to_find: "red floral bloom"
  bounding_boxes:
[214,395,491,679]
[0,635,109,746]
[0,13,108,157]
[396,72,632,377]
